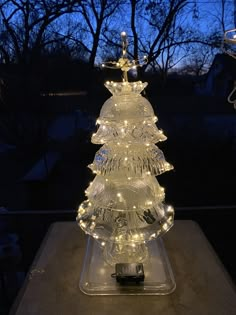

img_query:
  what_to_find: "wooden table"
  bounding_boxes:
[10,221,236,315]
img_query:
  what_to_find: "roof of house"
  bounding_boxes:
[209,53,236,78]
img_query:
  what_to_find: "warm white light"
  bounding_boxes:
[162,223,168,231]
[167,205,174,213]
[121,31,126,37]
[124,157,128,161]
[80,221,86,228]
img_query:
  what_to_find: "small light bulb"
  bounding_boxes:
[162,223,168,231]
[150,233,156,239]
[124,157,128,161]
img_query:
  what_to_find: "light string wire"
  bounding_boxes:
[101,31,147,82]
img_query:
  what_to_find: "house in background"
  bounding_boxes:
[196,53,236,97]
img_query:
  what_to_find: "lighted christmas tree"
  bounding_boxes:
[77,32,174,266]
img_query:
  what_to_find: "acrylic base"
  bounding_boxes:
[79,237,176,295]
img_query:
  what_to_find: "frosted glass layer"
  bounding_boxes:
[89,143,173,177]
[85,175,165,210]
[92,119,166,144]
[77,200,174,244]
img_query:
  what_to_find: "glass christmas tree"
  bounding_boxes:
[77,33,175,295]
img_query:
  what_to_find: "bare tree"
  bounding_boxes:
[235,0,236,27]
[0,0,80,64]
[75,0,124,68]
[180,45,214,76]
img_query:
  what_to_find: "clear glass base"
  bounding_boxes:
[79,237,176,295]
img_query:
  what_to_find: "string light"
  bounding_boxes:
[77,31,175,265]
[101,31,148,82]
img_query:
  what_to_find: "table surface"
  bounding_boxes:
[10,221,236,315]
